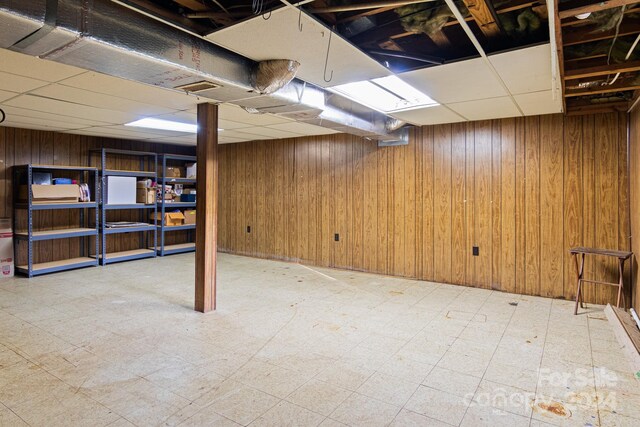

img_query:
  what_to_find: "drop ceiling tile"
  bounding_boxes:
[489,44,552,95]
[206,8,390,88]
[152,135,197,145]
[399,58,507,104]
[0,71,50,93]
[222,130,273,141]
[268,121,340,135]
[447,97,521,121]
[0,89,18,103]
[217,104,292,126]
[5,95,139,124]
[219,136,250,144]
[1,122,70,132]
[391,105,466,126]
[239,127,302,139]
[101,125,194,139]
[69,126,163,140]
[31,84,175,116]
[514,90,562,116]
[0,48,85,82]
[59,72,201,110]
[0,105,111,127]
[68,129,149,141]
[0,114,89,130]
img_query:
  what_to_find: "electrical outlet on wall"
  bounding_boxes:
[472,246,479,256]
[246,226,251,233]
[334,233,340,242]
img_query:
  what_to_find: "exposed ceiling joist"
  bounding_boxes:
[563,21,640,46]
[565,100,629,114]
[565,59,640,79]
[558,0,640,20]
[173,0,208,11]
[462,0,502,38]
[565,80,640,96]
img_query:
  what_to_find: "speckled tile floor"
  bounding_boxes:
[0,253,639,427]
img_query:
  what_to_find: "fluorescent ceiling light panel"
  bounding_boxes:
[126,118,197,133]
[125,118,224,133]
[330,75,438,113]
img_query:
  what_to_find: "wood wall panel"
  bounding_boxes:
[629,109,640,312]
[216,112,631,306]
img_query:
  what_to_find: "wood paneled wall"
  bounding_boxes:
[218,113,631,306]
[0,126,194,265]
[630,109,640,312]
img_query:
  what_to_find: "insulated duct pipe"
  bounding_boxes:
[0,0,406,141]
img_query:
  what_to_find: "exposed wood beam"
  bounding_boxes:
[553,0,567,112]
[173,0,208,11]
[559,0,639,20]
[562,5,640,26]
[565,101,629,115]
[563,21,640,46]
[565,79,640,96]
[462,0,501,37]
[195,103,218,313]
[565,59,640,79]
[308,0,430,14]
[337,6,397,24]
[565,53,607,63]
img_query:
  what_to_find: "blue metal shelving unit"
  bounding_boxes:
[157,154,196,256]
[13,165,99,277]
[90,148,158,265]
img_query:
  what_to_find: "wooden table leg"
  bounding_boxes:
[617,258,625,309]
[574,253,585,315]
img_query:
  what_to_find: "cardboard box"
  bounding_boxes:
[136,188,156,204]
[0,218,13,278]
[150,211,185,226]
[105,176,136,205]
[21,184,80,203]
[186,163,197,179]
[180,194,196,203]
[165,167,184,178]
[183,209,196,225]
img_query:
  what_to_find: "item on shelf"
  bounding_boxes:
[174,184,183,196]
[105,176,136,205]
[165,166,183,178]
[137,179,153,188]
[0,218,14,278]
[150,211,184,226]
[32,172,52,185]
[79,183,91,202]
[136,187,156,204]
[184,188,196,195]
[180,193,196,203]
[183,209,196,225]
[23,184,80,204]
[186,162,196,179]
[53,178,73,185]
[105,221,149,228]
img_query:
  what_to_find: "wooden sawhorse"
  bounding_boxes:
[569,247,632,315]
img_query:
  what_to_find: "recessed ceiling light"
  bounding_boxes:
[125,118,224,133]
[329,75,438,113]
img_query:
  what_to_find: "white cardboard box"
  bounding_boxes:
[0,218,14,278]
[186,163,196,179]
[105,176,137,205]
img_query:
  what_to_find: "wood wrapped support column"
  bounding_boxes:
[195,103,218,313]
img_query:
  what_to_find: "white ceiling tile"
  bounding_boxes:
[58,71,202,110]
[0,71,50,93]
[489,44,552,95]
[0,89,18,103]
[68,126,159,140]
[152,135,197,145]
[223,130,273,141]
[0,105,111,127]
[31,84,174,116]
[391,105,466,125]
[219,136,250,144]
[0,114,89,130]
[399,58,507,104]
[268,121,340,135]
[206,8,390,88]
[514,90,562,116]
[99,125,194,138]
[218,104,292,126]
[447,97,521,121]
[1,121,70,132]
[239,127,302,139]
[0,48,85,82]
[4,95,139,124]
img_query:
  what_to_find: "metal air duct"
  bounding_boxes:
[0,0,406,141]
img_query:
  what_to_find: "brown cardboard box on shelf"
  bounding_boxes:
[20,184,80,204]
[150,211,185,227]
[136,188,156,204]
[165,167,184,178]
[183,209,196,225]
